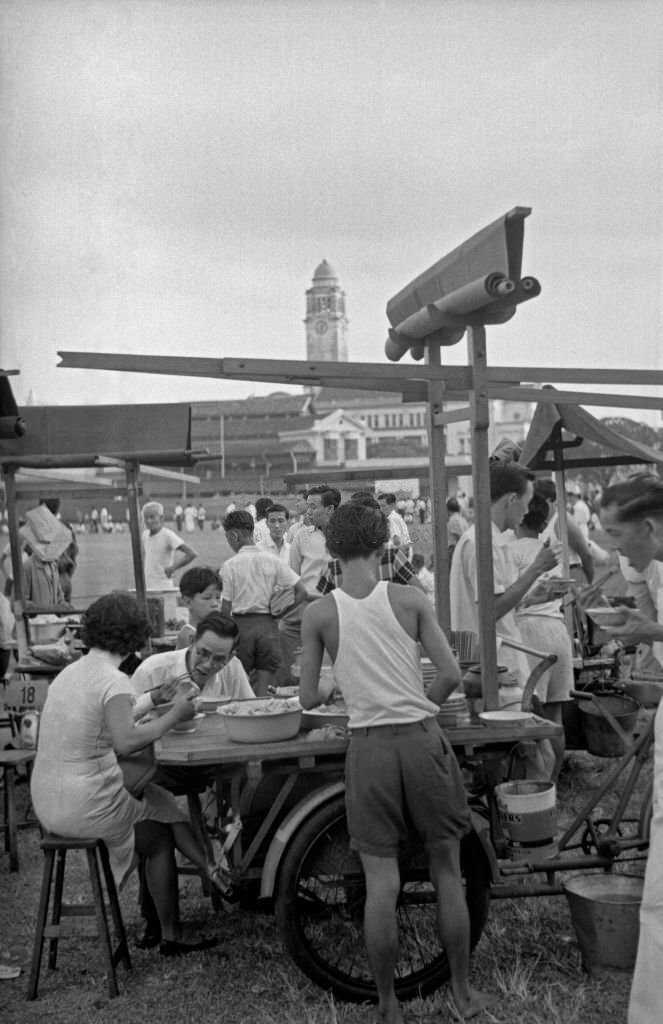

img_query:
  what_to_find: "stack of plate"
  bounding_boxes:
[436,693,470,728]
[421,659,438,691]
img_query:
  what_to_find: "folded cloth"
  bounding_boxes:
[20,507,73,562]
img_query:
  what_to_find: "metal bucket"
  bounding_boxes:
[563,874,643,971]
[494,781,556,860]
[578,692,640,757]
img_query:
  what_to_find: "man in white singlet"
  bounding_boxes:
[300,503,493,1024]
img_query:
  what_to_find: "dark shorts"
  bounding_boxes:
[233,613,282,674]
[345,718,471,858]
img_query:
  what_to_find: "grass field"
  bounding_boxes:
[1,521,640,1022]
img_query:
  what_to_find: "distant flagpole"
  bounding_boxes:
[219,413,225,479]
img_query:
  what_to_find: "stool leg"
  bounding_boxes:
[48,848,66,970]
[98,841,131,971]
[5,765,19,869]
[27,848,55,1000]
[87,848,119,999]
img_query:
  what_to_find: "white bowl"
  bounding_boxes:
[217,698,302,743]
[479,710,533,726]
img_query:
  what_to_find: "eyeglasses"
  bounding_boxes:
[194,647,231,667]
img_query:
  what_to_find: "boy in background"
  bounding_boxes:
[176,566,221,649]
[142,501,197,590]
[221,510,306,696]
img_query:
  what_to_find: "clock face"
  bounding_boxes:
[315,319,328,335]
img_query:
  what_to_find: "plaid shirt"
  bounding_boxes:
[316,547,416,594]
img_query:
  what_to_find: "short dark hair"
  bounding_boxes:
[601,473,663,522]
[321,488,341,510]
[307,484,331,499]
[378,492,396,505]
[325,503,389,560]
[266,503,289,520]
[350,493,380,510]
[179,566,220,599]
[255,497,273,519]
[521,493,550,533]
[195,612,239,642]
[223,510,255,534]
[489,462,533,502]
[81,592,151,655]
[446,497,460,513]
[411,553,425,570]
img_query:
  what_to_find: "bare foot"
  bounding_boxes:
[375,997,404,1024]
[448,987,497,1021]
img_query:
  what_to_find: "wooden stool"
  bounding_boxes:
[0,748,36,871]
[27,834,131,1000]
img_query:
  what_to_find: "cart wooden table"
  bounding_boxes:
[155,709,561,1003]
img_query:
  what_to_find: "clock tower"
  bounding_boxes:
[305,260,349,361]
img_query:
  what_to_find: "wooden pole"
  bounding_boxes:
[552,429,574,638]
[426,340,450,630]
[468,325,499,710]
[125,460,146,608]
[2,466,29,658]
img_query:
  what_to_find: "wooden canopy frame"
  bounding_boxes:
[0,402,204,658]
[55,210,663,708]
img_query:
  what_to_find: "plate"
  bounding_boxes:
[478,710,533,726]
[585,607,628,627]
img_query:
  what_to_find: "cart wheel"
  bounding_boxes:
[274,795,490,1004]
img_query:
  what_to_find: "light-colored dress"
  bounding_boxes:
[31,650,186,887]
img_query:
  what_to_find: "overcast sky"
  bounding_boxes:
[1,0,661,422]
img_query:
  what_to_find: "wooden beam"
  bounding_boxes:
[1,449,208,469]
[486,386,663,410]
[433,406,472,426]
[468,325,499,711]
[486,366,663,387]
[95,456,201,483]
[57,351,474,388]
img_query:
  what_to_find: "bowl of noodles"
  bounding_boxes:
[217,697,302,743]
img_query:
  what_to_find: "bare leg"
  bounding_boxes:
[358,852,404,1024]
[428,841,494,1020]
[170,821,209,873]
[134,821,181,943]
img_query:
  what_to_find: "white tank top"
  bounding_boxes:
[331,581,439,728]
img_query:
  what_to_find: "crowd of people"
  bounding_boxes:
[3,471,662,1022]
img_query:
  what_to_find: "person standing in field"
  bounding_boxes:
[183,503,197,534]
[597,476,663,1024]
[220,510,306,696]
[142,501,197,590]
[299,503,493,1024]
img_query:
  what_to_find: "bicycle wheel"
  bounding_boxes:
[274,795,490,1003]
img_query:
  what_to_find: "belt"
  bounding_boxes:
[349,718,437,737]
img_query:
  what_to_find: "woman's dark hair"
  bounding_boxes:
[195,612,239,642]
[521,494,549,534]
[81,592,151,655]
[325,503,389,560]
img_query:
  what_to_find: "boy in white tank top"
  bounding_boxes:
[300,503,494,1024]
